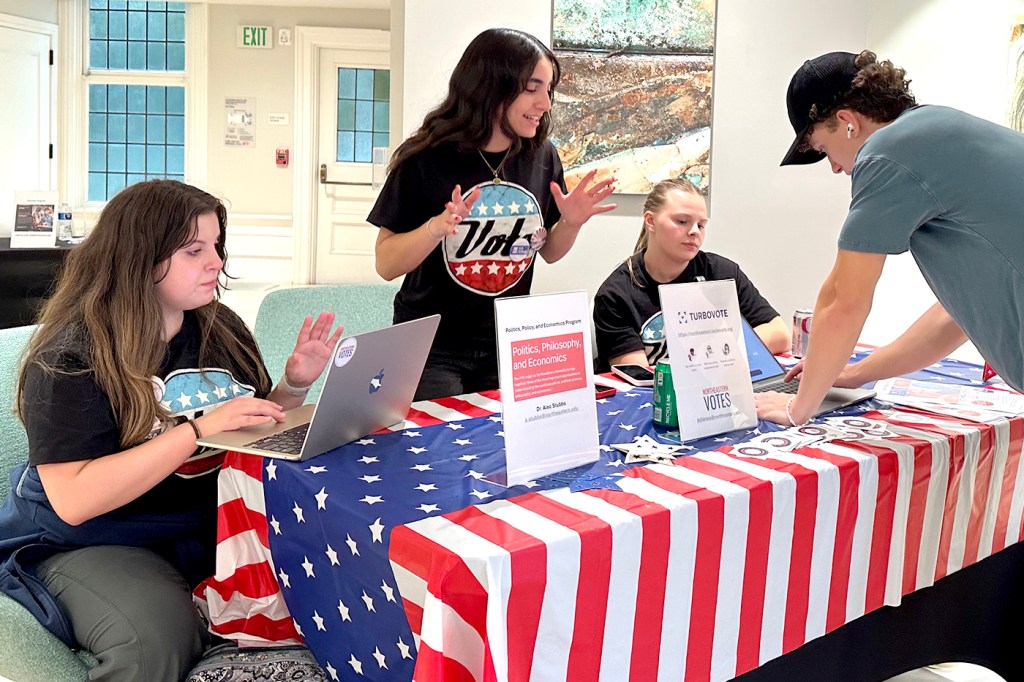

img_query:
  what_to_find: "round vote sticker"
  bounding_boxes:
[334,337,358,367]
[735,445,770,458]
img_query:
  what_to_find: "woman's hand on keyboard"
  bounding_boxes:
[195,397,286,436]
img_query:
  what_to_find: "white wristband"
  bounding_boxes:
[785,396,807,427]
[279,373,312,397]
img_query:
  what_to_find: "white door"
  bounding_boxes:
[0,20,54,238]
[314,43,390,283]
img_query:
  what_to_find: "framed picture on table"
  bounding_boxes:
[11,191,58,249]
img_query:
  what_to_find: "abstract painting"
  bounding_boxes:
[550,0,717,194]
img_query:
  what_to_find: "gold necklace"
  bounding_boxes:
[478,147,512,184]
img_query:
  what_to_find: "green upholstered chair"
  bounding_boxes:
[252,283,401,402]
[0,325,94,681]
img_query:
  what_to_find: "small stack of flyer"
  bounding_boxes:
[874,377,1024,423]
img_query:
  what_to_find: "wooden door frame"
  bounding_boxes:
[292,26,390,284]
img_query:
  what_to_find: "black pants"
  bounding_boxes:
[414,345,499,401]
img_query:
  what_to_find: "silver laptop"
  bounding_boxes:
[742,318,876,416]
[197,315,440,461]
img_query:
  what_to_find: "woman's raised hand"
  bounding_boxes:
[284,312,345,388]
[550,170,618,228]
[427,184,481,239]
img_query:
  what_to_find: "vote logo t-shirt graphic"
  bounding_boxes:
[443,181,547,295]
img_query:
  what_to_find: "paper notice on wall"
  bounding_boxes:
[659,279,757,441]
[493,291,599,485]
[224,97,256,147]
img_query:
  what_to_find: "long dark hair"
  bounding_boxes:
[17,180,271,447]
[389,28,560,171]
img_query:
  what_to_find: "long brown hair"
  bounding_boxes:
[389,28,561,172]
[17,180,271,447]
[626,177,702,285]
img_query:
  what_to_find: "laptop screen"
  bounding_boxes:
[741,318,786,383]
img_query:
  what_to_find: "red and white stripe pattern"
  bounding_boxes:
[388,408,1024,682]
[194,390,503,647]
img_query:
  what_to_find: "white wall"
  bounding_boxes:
[857,0,1024,362]
[0,0,56,24]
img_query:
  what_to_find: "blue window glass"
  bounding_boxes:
[167,146,184,174]
[355,101,372,132]
[127,114,146,142]
[107,174,127,197]
[356,69,373,100]
[108,144,127,172]
[167,43,184,70]
[108,42,127,69]
[108,11,126,40]
[89,143,107,171]
[89,85,107,112]
[108,85,127,112]
[146,147,165,173]
[90,11,107,39]
[146,87,165,113]
[127,85,145,112]
[88,5,187,199]
[147,12,166,40]
[127,41,146,69]
[127,10,145,40]
[338,69,356,99]
[354,132,372,163]
[335,67,390,164]
[108,114,127,142]
[337,132,354,162]
[88,174,107,202]
[166,115,184,145]
[147,43,166,70]
[88,113,107,142]
[146,114,165,143]
[127,144,146,172]
[90,41,108,69]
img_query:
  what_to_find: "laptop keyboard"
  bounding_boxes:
[755,379,801,395]
[246,423,309,455]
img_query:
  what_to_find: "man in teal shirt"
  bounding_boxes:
[756,50,1024,426]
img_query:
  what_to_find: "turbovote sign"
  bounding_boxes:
[493,291,599,485]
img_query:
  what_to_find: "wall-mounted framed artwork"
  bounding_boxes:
[550,0,717,194]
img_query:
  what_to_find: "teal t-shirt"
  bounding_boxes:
[838,105,1024,392]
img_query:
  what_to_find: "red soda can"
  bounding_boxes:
[792,309,813,358]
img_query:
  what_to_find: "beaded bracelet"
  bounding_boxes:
[785,396,806,427]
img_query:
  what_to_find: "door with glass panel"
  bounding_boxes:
[315,44,390,283]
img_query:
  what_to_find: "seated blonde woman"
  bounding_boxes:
[594,178,789,372]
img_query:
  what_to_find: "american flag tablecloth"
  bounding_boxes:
[197,357,1024,681]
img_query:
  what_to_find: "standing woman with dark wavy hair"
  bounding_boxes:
[755,50,1024,427]
[0,180,342,680]
[369,27,617,401]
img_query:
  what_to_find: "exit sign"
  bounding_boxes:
[237,25,272,49]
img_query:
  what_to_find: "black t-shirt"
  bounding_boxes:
[367,141,564,352]
[593,250,780,372]
[22,308,263,516]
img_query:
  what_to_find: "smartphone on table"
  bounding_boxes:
[594,385,617,399]
[611,363,655,387]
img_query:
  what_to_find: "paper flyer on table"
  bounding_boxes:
[875,377,1024,423]
[493,291,600,485]
[659,279,757,441]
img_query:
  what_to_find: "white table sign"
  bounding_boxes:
[493,291,599,485]
[11,191,58,249]
[659,279,757,440]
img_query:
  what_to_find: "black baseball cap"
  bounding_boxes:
[781,51,860,166]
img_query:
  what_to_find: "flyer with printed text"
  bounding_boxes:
[659,280,757,440]
[494,291,599,485]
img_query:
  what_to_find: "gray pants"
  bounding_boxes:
[36,545,209,682]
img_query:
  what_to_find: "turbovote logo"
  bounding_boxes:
[443,181,546,295]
